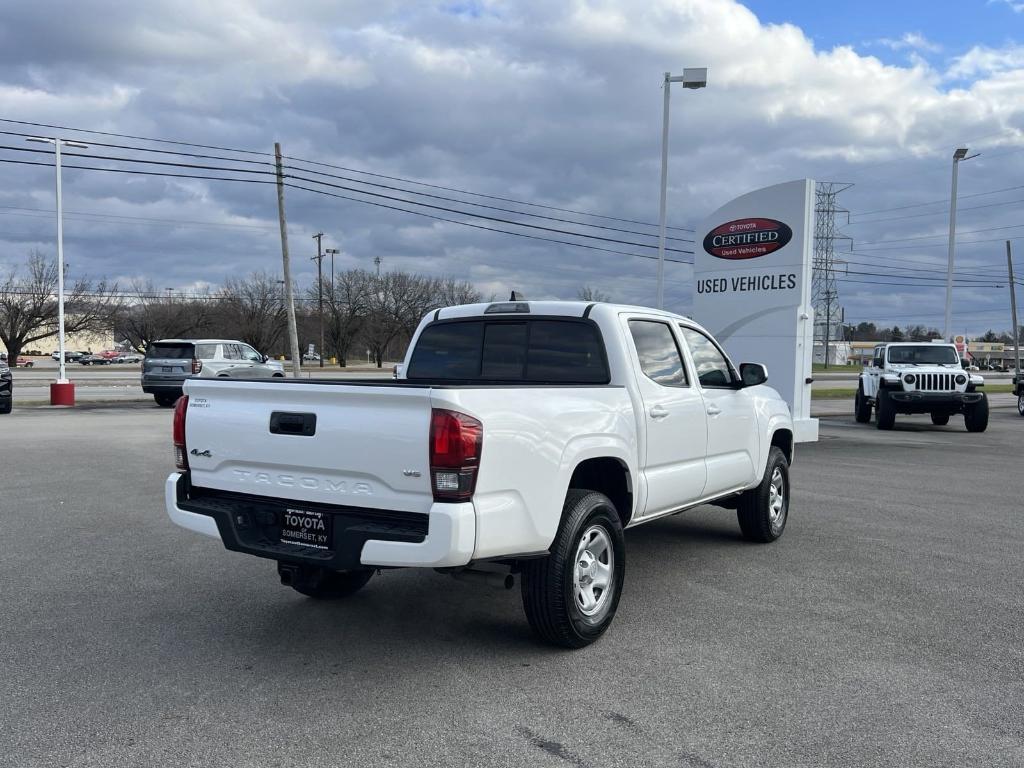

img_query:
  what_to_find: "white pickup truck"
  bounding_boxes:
[165,301,795,647]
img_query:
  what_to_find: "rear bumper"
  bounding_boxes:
[164,473,474,569]
[887,390,984,413]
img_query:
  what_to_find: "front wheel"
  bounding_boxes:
[737,446,789,543]
[0,398,11,415]
[520,490,625,649]
[1017,393,1023,417]
[964,394,989,433]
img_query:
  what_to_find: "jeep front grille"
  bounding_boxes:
[916,373,955,391]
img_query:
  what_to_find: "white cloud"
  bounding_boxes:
[0,0,1022,332]
[877,32,942,54]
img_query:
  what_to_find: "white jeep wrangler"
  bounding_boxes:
[856,342,988,432]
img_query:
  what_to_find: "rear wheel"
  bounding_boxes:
[1017,393,1024,417]
[930,412,950,426]
[737,446,789,543]
[154,392,180,407]
[876,389,896,430]
[283,565,374,599]
[854,384,872,423]
[0,398,11,415]
[964,394,989,433]
[520,490,625,648]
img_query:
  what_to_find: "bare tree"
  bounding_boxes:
[0,251,120,361]
[116,281,213,352]
[318,269,372,366]
[577,285,611,302]
[216,271,286,355]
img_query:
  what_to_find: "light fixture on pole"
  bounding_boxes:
[656,67,707,310]
[944,146,979,341]
[26,136,89,405]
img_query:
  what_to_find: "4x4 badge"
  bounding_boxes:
[190,449,212,458]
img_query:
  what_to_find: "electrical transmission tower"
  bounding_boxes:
[813,182,853,368]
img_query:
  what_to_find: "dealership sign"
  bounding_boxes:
[693,180,817,443]
[702,218,793,260]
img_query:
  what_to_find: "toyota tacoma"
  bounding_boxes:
[165,301,795,647]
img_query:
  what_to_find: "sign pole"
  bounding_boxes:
[1009,241,1020,374]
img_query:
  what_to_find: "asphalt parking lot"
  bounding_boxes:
[2,405,1022,767]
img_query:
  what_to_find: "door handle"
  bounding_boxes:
[649,405,669,419]
[706,404,722,417]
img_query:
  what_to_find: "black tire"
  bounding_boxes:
[1017,393,1023,417]
[854,383,872,423]
[876,389,896,430]
[520,490,625,649]
[930,413,950,426]
[154,392,180,407]
[0,398,11,415]
[737,446,789,543]
[964,394,989,433]
[286,566,374,599]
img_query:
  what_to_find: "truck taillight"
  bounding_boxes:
[429,408,482,502]
[191,358,202,375]
[173,395,189,470]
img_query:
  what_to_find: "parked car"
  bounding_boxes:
[856,343,987,431]
[302,352,321,362]
[143,339,284,407]
[78,354,112,366]
[165,300,795,648]
[14,357,34,368]
[0,359,11,414]
[115,353,143,364]
[51,350,85,362]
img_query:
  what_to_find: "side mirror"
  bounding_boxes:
[739,362,767,387]
[392,363,404,380]
[262,354,269,363]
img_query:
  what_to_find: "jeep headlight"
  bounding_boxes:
[955,374,967,385]
[903,374,915,385]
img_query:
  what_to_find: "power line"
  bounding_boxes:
[280,161,693,243]
[283,170,692,254]
[284,153,696,233]
[2,117,695,233]
[0,205,276,232]
[286,181,694,264]
[846,195,1024,225]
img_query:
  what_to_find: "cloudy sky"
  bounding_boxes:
[1,0,1022,335]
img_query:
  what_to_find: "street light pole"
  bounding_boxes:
[312,232,325,368]
[27,136,88,401]
[944,147,978,341]
[656,68,707,310]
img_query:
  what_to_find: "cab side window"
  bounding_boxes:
[241,345,263,362]
[628,320,688,387]
[679,327,734,388]
[223,344,242,361]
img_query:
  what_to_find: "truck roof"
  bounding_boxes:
[435,300,712,334]
[881,341,956,347]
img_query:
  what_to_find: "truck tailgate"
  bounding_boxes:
[182,379,435,514]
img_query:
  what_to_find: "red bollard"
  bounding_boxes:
[50,381,75,406]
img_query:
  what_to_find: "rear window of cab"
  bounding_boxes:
[407,319,609,384]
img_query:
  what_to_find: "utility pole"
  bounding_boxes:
[1009,241,1021,374]
[274,142,301,377]
[312,232,325,368]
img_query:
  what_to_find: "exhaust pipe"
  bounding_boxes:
[450,568,515,590]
